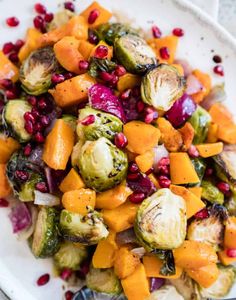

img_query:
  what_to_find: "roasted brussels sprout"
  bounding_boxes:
[89,57,117,78]
[190,158,206,185]
[32,207,60,258]
[114,34,157,74]
[147,285,184,300]
[201,180,224,205]
[141,64,185,111]
[134,189,187,250]
[199,265,236,299]
[3,99,32,142]
[54,242,87,271]
[73,287,126,300]
[225,193,236,216]
[78,137,128,192]
[62,114,77,131]
[77,107,123,141]
[19,46,60,95]
[86,266,122,295]
[47,9,74,31]
[60,209,109,245]
[188,106,211,144]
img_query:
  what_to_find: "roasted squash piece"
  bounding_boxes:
[0,51,19,82]
[186,263,219,288]
[191,69,212,103]
[224,217,236,249]
[59,168,85,193]
[0,164,12,197]
[117,73,141,92]
[196,142,223,158]
[135,150,154,173]
[0,136,20,164]
[18,28,42,62]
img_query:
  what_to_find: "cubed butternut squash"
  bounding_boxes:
[96,182,132,210]
[170,152,200,184]
[178,122,195,150]
[121,264,150,300]
[217,123,236,144]
[207,122,219,143]
[102,201,139,232]
[143,255,183,279]
[59,168,85,193]
[124,121,161,155]
[191,70,212,103]
[186,263,219,288]
[188,187,202,199]
[173,240,217,269]
[89,40,113,60]
[218,249,236,266]
[18,28,42,62]
[78,40,95,60]
[0,136,20,163]
[224,216,236,249]
[0,164,12,197]
[43,119,74,170]
[0,51,19,82]
[209,103,233,126]
[49,73,96,107]
[117,73,141,92]
[196,142,223,158]
[135,150,154,173]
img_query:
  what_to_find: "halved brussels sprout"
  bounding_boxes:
[199,265,236,299]
[134,189,187,250]
[32,207,60,258]
[201,180,224,205]
[19,174,43,202]
[114,34,157,74]
[77,107,123,141]
[3,99,32,142]
[20,46,60,95]
[60,209,109,245]
[54,241,87,271]
[86,266,122,295]
[147,285,184,300]
[188,106,211,144]
[47,9,74,31]
[141,64,186,111]
[62,114,77,132]
[78,137,128,192]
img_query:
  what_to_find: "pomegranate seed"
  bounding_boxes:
[64,1,75,12]
[81,114,95,125]
[159,47,170,60]
[156,157,170,175]
[145,111,158,124]
[109,74,119,87]
[5,89,16,99]
[115,65,126,77]
[120,89,132,100]
[24,121,34,134]
[158,157,170,166]
[6,17,19,27]
[217,182,230,194]
[41,115,50,126]
[88,9,100,24]
[158,175,171,188]
[15,170,29,181]
[129,162,139,173]
[51,73,65,84]
[213,55,222,64]
[34,132,45,143]
[172,27,184,37]
[37,97,49,111]
[37,273,50,286]
[0,198,9,207]
[152,25,162,38]
[8,52,19,63]
[44,13,54,23]
[31,107,40,119]
[226,248,236,258]
[213,65,224,76]
[64,72,74,80]
[145,167,154,175]
[132,86,141,97]
[127,172,141,181]
[24,112,35,124]
[188,145,199,158]
[79,60,89,71]
[27,95,37,106]
[0,79,13,89]
[129,192,145,204]
[35,182,48,193]
[33,15,44,30]
[88,30,98,44]
[2,42,15,54]
[205,167,213,176]
[14,39,25,51]
[114,132,128,149]
[34,3,47,14]
[24,144,32,156]
[94,45,108,59]
[136,101,145,113]
[34,122,43,132]
[60,268,73,281]
[65,291,74,300]
[194,208,209,219]
[100,71,113,82]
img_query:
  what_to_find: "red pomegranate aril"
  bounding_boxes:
[35,182,48,193]
[64,72,74,80]
[37,273,50,286]
[5,89,16,99]
[79,60,89,71]
[88,9,100,24]
[14,39,25,51]
[217,181,230,194]
[129,192,145,204]
[51,73,65,84]
[213,65,224,76]
[194,208,209,219]
[37,98,47,110]
[94,45,108,59]
[172,27,184,37]
[120,89,132,100]
[41,115,50,126]
[15,170,29,181]
[115,65,126,77]
[213,55,222,64]
[129,162,139,173]
[34,3,47,14]
[136,101,145,113]
[27,95,37,106]
[188,145,199,158]
[205,167,213,177]
[24,144,32,156]
[34,122,43,132]
[81,114,95,125]
[6,17,20,27]
[152,25,162,38]
[226,248,236,258]
[109,74,119,87]
[60,268,73,281]
[88,30,98,44]
[158,175,171,188]
[158,157,170,166]
[31,108,40,119]
[65,291,74,300]
[34,132,45,143]
[159,47,170,60]
[25,121,34,134]
[145,168,154,176]
[24,112,35,124]
[157,165,169,176]
[114,132,128,149]
[100,71,113,82]
[145,111,158,124]
[44,12,54,23]
[8,52,19,63]
[64,1,75,12]
[0,198,9,208]
[2,42,15,54]
[0,79,13,89]
[127,172,141,181]
[33,15,44,30]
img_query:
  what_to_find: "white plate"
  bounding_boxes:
[0,0,236,299]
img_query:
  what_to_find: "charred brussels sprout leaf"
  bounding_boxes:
[86,266,122,295]
[54,242,87,271]
[135,189,187,250]
[114,34,157,74]
[152,249,176,276]
[60,209,109,245]
[201,180,224,205]
[89,57,117,78]
[62,114,77,131]
[32,207,60,258]
[20,46,60,95]
[78,137,128,192]
[77,107,123,141]
[141,64,186,111]
[190,158,206,185]
[188,106,211,144]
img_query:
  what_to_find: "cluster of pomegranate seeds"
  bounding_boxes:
[2,42,15,55]
[158,175,171,188]
[35,182,48,193]
[94,45,108,59]
[88,9,100,24]
[6,17,20,27]
[0,198,9,208]
[80,114,96,125]
[79,60,89,71]
[188,145,199,158]
[217,181,230,194]
[51,73,65,84]
[144,107,158,124]
[33,15,46,33]
[213,65,224,76]
[129,162,139,173]
[34,3,47,14]
[64,1,75,12]
[156,157,170,176]
[60,268,73,281]
[152,25,162,38]
[226,248,236,258]
[129,192,146,204]
[115,65,126,77]
[37,273,50,286]
[194,208,209,219]
[114,132,128,149]
[15,170,29,182]
[88,29,99,44]
[172,27,184,37]
[2,39,24,64]
[159,47,170,60]
[24,144,32,156]
[65,291,75,300]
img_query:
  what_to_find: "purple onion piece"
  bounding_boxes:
[165,94,197,128]
[150,277,165,292]
[186,74,203,95]
[44,167,58,193]
[127,174,156,197]
[9,202,32,233]
[121,96,140,122]
[115,228,137,245]
[89,84,126,122]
